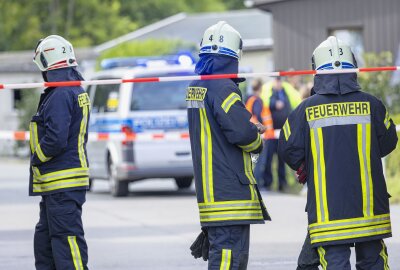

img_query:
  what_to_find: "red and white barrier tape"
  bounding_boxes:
[0,66,399,90]
[0,131,189,142]
[0,126,398,142]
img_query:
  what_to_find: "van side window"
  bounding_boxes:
[92,84,120,113]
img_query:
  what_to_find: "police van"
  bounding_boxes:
[86,54,196,197]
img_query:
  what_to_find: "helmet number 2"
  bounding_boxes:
[62,47,66,54]
[329,48,344,56]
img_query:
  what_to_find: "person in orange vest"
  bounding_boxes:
[245,78,275,187]
[245,78,274,138]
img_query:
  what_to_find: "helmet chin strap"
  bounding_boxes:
[41,71,48,82]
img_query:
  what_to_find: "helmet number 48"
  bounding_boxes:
[209,35,224,43]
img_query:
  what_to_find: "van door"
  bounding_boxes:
[87,82,121,179]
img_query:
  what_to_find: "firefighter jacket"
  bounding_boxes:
[188,55,270,227]
[29,68,91,196]
[278,73,398,247]
[245,95,275,139]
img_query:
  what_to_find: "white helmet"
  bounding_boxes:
[33,35,78,71]
[199,21,243,60]
[312,36,357,70]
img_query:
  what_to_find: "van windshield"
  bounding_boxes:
[130,79,190,111]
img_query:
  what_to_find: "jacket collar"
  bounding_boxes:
[195,55,244,83]
[313,73,361,95]
[46,67,84,82]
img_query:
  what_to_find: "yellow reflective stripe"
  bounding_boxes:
[366,123,373,216]
[309,214,391,233]
[33,168,89,183]
[283,119,291,141]
[200,108,214,203]
[29,122,36,153]
[78,106,89,168]
[317,128,329,222]
[317,247,327,270]
[249,185,255,200]
[243,152,257,184]
[310,224,391,244]
[238,134,262,152]
[357,123,374,217]
[221,93,241,113]
[35,143,52,162]
[220,249,232,270]
[33,178,89,193]
[68,236,84,270]
[384,111,391,129]
[311,128,329,223]
[379,240,390,270]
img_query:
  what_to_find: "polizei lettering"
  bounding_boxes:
[306,102,370,121]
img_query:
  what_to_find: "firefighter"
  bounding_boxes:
[187,21,270,270]
[278,36,398,269]
[31,35,90,270]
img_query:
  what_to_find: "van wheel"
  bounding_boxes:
[175,177,193,189]
[108,158,129,197]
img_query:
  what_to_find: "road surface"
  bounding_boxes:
[0,159,399,269]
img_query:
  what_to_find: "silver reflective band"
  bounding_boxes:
[200,213,263,219]
[311,225,391,241]
[33,178,89,192]
[199,202,260,210]
[308,115,370,128]
[34,168,89,182]
[314,129,326,222]
[187,100,205,109]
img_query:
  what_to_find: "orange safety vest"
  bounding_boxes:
[245,96,275,139]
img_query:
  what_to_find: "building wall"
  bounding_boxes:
[241,50,274,73]
[260,0,400,70]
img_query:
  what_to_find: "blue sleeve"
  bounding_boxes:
[211,86,263,154]
[31,90,73,165]
[252,99,263,123]
[278,102,307,170]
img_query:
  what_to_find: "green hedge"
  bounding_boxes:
[386,114,400,203]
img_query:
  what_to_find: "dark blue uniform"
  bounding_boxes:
[279,73,397,269]
[29,67,90,270]
[188,55,270,269]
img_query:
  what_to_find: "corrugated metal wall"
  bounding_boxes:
[261,0,400,70]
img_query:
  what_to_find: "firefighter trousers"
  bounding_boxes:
[34,190,88,270]
[207,225,250,270]
[317,240,390,270]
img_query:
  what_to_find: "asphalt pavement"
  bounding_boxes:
[0,158,399,269]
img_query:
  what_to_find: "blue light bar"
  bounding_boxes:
[100,52,196,70]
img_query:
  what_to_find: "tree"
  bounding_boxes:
[0,0,243,52]
[358,51,400,114]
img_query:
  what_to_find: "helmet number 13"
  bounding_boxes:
[329,48,344,56]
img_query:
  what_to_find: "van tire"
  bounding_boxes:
[175,177,193,189]
[108,158,129,197]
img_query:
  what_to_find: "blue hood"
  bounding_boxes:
[195,54,244,82]
[313,73,361,95]
[45,67,85,82]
